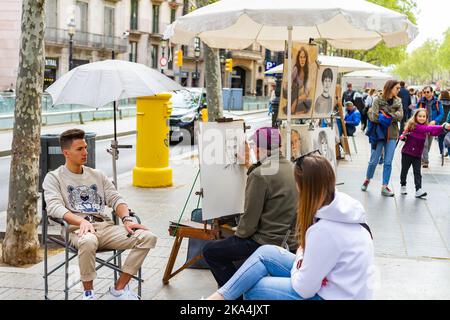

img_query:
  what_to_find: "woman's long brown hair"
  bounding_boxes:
[382,80,400,101]
[294,155,335,249]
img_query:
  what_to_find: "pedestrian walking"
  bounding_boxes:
[399,109,450,198]
[362,80,403,197]
[362,89,376,131]
[438,90,450,157]
[415,86,444,168]
[398,81,412,133]
[206,154,374,300]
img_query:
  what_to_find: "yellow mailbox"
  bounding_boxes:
[133,94,173,187]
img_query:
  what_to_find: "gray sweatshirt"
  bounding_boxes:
[42,165,126,220]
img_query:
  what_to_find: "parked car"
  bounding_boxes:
[169,87,206,145]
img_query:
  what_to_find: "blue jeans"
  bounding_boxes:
[366,139,397,185]
[217,245,323,300]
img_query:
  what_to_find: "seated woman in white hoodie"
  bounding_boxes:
[207,153,374,300]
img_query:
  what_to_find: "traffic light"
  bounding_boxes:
[225,58,233,72]
[175,50,183,67]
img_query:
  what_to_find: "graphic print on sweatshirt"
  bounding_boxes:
[67,184,104,213]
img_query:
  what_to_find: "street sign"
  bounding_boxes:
[160,56,168,67]
[265,61,277,72]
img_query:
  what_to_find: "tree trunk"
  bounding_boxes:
[195,0,223,122]
[203,45,223,122]
[2,0,45,266]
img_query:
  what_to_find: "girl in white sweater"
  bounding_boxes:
[207,153,374,300]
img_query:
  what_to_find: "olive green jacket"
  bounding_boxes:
[368,97,404,140]
[235,156,298,250]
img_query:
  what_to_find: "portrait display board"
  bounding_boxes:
[312,66,338,118]
[198,120,247,220]
[311,127,337,171]
[280,124,337,171]
[278,43,319,119]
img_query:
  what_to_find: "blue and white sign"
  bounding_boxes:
[265,61,277,72]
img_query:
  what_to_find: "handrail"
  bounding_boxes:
[0,106,136,121]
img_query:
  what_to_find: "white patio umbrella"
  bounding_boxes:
[164,0,418,160]
[264,55,382,75]
[46,59,184,188]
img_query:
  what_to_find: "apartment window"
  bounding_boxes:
[152,5,160,33]
[152,4,159,33]
[130,0,138,30]
[76,1,88,33]
[129,42,137,62]
[151,45,159,69]
[104,6,115,48]
[45,0,57,29]
[170,8,176,23]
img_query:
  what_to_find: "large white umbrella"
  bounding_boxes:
[164,0,418,159]
[45,59,184,188]
[264,55,382,75]
[46,59,183,107]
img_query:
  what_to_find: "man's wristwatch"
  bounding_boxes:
[122,216,133,224]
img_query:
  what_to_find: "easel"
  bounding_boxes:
[335,84,352,158]
[163,117,244,285]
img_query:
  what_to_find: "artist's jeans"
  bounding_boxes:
[366,139,397,186]
[203,235,261,288]
[218,245,322,300]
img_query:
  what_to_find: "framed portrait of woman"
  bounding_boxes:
[280,124,313,162]
[312,66,338,118]
[278,43,319,120]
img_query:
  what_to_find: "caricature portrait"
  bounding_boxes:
[279,43,318,119]
[313,66,337,117]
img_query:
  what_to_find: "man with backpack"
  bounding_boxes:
[342,83,356,106]
[416,86,444,168]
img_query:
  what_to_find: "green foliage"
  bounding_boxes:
[394,38,446,84]
[350,0,418,66]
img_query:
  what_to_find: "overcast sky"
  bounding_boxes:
[407,0,450,52]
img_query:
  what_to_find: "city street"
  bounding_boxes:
[0,112,271,212]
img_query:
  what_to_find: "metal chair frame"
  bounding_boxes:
[42,198,143,300]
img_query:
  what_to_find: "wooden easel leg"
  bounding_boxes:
[162,234,183,285]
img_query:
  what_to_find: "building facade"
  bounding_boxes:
[0,0,274,97]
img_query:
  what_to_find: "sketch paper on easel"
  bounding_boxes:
[198,120,247,220]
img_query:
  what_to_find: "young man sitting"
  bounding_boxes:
[43,129,157,300]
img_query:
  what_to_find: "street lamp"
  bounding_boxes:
[67,17,76,71]
[160,38,167,74]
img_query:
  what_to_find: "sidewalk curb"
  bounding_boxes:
[0,130,137,158]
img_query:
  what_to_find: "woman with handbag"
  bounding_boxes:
[361,80,404,197]
[399,109,450,198]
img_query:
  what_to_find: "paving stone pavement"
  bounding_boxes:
[1,128,450,300]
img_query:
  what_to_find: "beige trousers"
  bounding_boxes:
[68,221,157,282]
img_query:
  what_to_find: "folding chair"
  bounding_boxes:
[42,194,144,300]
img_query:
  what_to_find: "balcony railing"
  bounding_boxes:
[44,28,128,53]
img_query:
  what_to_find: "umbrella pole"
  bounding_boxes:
[110,100,119,190]
[286,26,293,161]
[108,100,133,190]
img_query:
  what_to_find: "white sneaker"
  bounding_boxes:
[415,189,427,198]
[400,186,407,195]
[82,290,96,300]
[107,285,140,300]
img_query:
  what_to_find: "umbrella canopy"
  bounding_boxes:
[164,0,418,51]
[342,69,393,79]
[265,55,382,75]
[46,59,184,107]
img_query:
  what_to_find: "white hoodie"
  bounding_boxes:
[290,192,374,300]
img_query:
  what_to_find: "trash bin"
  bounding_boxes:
[39,132,96,191]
